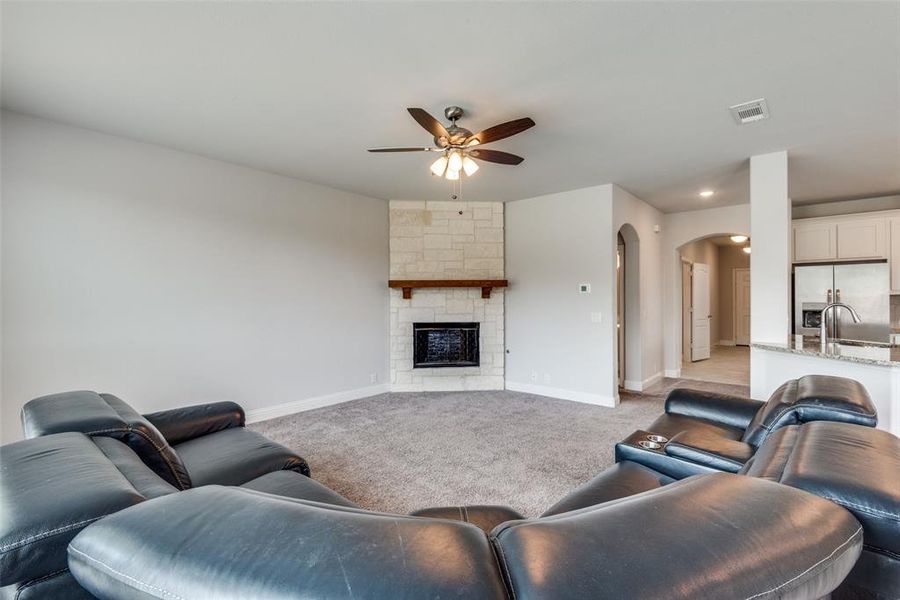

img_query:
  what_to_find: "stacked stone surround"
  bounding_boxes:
[389,200,504,392]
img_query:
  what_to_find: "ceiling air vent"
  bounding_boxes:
[729,98,770,124]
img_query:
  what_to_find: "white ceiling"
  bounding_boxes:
[2,2,898,212]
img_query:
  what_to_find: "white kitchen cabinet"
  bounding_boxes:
[837,218,886,260]
[793,221,836,262]
[891,217,900,292]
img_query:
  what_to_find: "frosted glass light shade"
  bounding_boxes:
[445,168,459,181]
[743,246,751,254]
[462,156,479,176]
[730,235,749,243]
[430,156,448,177]
[447,151,463,172]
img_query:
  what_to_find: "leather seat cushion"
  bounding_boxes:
[0,433,144,584]
[646,412,744,442]
[743,421,900,557]
[240,471,358,509]
[409,505,524,534]
[174,427,309,487]
[541,461,674,517]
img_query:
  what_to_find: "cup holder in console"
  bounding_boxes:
[620,430,670,454]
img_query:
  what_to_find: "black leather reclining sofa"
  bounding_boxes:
[2,375,897,599]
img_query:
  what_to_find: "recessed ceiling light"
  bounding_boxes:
[730,235,749,243]
[743,246,752,254]
[699,190,715,198]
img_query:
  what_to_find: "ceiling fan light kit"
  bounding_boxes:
[369,106,534,181]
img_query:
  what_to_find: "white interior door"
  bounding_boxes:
[691,263,711,361]
[734,269,751,345]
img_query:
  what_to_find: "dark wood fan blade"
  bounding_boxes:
[407,108,449,140]
[468,149,525,165]
[367,147,433,152]
[466,117,535,145]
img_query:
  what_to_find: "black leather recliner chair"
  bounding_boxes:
[615,375,878,478]
[0,431,345,599]
[21,390,309,489]
[541,420,900,600]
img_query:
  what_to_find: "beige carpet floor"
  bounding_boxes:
[250,378,749,517]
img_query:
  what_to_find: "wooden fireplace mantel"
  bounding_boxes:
[389,279,509,300]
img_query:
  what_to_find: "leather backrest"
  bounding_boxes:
[69,486,509,600]
[92,437,179,499]
[21,390,192,489]
[742,375,877,446]
[742,421,900,558]
[493,473,862,600]
[0,433,144,586]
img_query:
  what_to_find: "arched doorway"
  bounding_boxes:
[617,224,641,392]
[676,233,751,386]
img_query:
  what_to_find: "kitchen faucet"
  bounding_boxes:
[819,302,862,351]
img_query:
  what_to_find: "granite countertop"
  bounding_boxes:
[752,336,900,367]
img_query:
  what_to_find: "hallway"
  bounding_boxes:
[680,345,750,386]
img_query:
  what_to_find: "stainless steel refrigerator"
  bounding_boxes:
[793,262,890,343]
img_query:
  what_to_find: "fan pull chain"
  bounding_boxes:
[450,171,463,201]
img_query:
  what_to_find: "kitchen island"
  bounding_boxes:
[751,336,899,435]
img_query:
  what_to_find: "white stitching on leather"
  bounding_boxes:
[0,517,101,552]
[819,496,900,522]
[743,526,862,600]
[69,545,186,600]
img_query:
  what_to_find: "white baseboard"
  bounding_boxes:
[665,369,681,378]
[505,381,617,407]
[245,384,389,423]
[717,339,736,347]
[624,371,663,392]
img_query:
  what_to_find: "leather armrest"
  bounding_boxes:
[664,388,763,430]
[664,430,755,473]
[144,402,245,445]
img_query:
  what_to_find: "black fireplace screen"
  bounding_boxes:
[413,322,480,368]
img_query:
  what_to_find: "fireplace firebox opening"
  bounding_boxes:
[413,322,480,368]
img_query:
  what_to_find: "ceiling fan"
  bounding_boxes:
[368,106,535,180]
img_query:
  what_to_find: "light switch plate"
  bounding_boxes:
[590,312,602,323]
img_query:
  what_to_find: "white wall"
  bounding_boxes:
[612,185,664,390]
[505,183,663,405]
[0,112,389,443]
[749,151,790,348]
[505,185,617,406]
[661,204,751,376]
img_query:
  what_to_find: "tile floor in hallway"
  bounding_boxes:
[680,345,750,386]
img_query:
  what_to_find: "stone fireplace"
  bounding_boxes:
[389,200,504,392]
